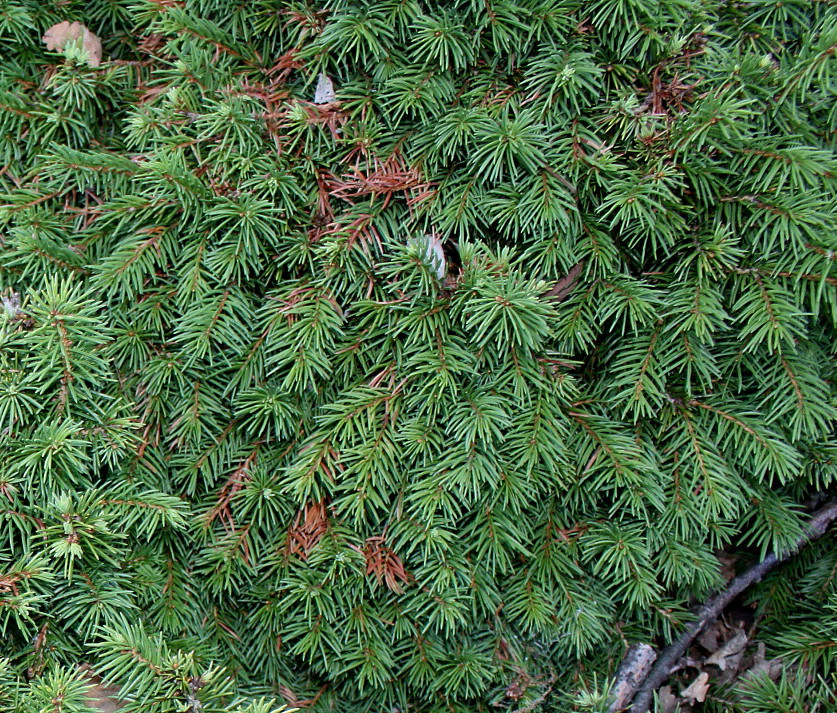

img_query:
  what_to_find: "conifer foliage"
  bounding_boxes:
[0,1,836,711]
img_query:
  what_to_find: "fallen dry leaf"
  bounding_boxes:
[696,620,724,653]
[87,682,123,712]
[407,233,446,280]
[706,629,748,671]
[681,672,710,704]
[78,667,123,711]
[42,21,102,67]
[658,685,679,713]
[740,642,783,682]
[313,72,335,104]
[1,291,21,318]
[544,260,585,301]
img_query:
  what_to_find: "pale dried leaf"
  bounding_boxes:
[407,234,446,280]
[1,292,21,318]
[81,29,102,67]
[751,641,767,666]
[696,620,724,653]
[87,682,123,712]
[706,629,748,671]
[741,641,768,678]
[313,72,335,104]
[681,672,710,704]
[79,668,123,711]
[739,643,783,683]
[658,685,679,713]
[43,21,78,51]
[544,261,584,301]
[42,21,102,67]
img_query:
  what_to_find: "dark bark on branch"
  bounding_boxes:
[623,500,837,713]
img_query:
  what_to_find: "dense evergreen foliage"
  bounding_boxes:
[0,1,836,711]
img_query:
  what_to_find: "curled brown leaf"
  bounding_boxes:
[43,21,102,68]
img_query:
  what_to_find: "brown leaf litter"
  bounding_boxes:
[42,22,103,68]
[657,613,785,712]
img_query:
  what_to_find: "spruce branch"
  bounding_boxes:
[1,2,836,710]
[625,500,837,713]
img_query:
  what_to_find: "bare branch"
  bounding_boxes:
[624,500,837,713]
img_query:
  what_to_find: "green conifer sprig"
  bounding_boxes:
[0,0,835,711]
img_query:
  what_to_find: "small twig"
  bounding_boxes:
[626,500,837,713]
